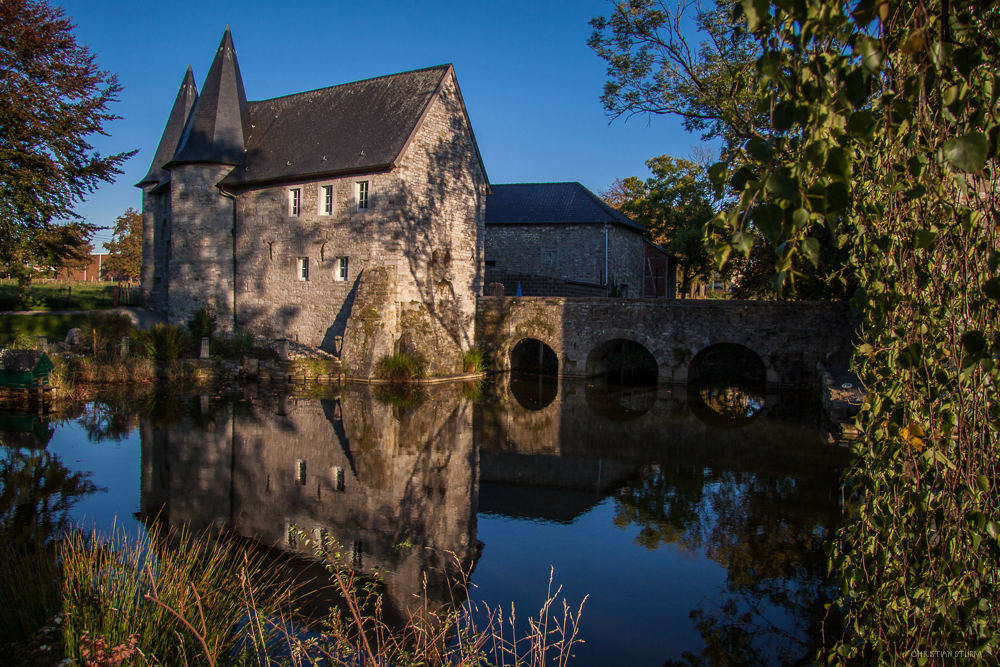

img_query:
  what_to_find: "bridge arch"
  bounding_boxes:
[586,336,659,384]
[509,337,559,374]
[688,342,769,384]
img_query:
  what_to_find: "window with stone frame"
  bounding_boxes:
[336,256,349,281]
[289,188,301,217]
[298,257,309,281]
[321,185,334,215]
[356,181,369,211]
[542,249,557,269]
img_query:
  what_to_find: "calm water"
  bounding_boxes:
[0,375,847,666]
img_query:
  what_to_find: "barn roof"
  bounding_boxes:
[485,182,646,233]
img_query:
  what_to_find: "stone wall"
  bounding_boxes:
[483,266,605,297]
[476,297,857,387]
[167,164,237,330]
[141,186,171,312]
[484,222,645,294]
[229,72,485,374]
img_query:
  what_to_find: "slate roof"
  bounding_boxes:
[220,65,456,187]
[485,182,646,233]
[137,66,198,187]
[169,27,252,167]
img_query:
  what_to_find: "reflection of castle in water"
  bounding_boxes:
[139,386,478,624]
[138,375,846,661]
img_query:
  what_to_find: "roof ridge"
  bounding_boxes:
[251,64,452,105]
[492,181,582,186]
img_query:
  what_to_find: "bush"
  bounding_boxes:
[185,306,216,341]
[374,352,426,382]
[132,324,189,364]
[86,312,134,358]
[211,330,254,359]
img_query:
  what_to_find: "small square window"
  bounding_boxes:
[289,188,301,217]
[356,181,369,211]
[336,256,349,282]
[298,257,309,281]
[322,185,333,215]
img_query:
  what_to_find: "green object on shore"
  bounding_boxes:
[0,349,54,388]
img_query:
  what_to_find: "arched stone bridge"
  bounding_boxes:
[475,297,856,387]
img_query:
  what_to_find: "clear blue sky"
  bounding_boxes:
[58,0,709,248]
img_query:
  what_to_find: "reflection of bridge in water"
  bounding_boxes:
[139,378,846,660]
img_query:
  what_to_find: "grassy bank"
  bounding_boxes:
[0,525,585,667]
[0,282,116,312]
[0,313,94,346]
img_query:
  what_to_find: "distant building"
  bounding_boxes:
[56,254,118,282]
[484,182,677,298]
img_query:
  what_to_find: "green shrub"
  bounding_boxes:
[211,329,254,358]
[185,306,217,341]
[86,312,134,358]
[374,352,426,382]
[133,324,189,363]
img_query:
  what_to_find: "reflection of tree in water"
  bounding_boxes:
[0,448,102,546]
[697,382,764,419]
[615,465,838,666]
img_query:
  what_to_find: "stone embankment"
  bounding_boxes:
[818,361,864,443]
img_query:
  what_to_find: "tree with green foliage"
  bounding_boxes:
[606,155,719,295]
[601,0,1000,660]
[103,208,142,282]
[0,0,134,304]
[590,0,853,299]
[594,0,1000,658]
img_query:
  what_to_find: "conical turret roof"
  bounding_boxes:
[169,27,252,166]
[136,65,198,187]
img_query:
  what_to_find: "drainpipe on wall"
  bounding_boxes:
[219,187,237,331]
[604,221,609,295]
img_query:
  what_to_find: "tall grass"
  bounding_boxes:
[268,532,587,667]
[132,324,190,363]
[0,542,62,647]
[462,347,491,373]
[211,330,255,359]
[60,524,292,666]
[373,352,426,382]
[50,356,156,388]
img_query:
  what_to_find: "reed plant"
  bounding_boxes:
[59,523,292,666]
[131,324,190,364]
[265,531,587,667]
[461,347,490,373]
[0,541,62,648]
[374,352,426,382]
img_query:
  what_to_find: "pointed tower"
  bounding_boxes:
[136,66,199,312]
[164,27,252,330]
[169,26,251,166]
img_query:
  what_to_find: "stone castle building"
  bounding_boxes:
[138,28,673,376]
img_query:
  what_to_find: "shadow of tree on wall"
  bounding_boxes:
[228,76,484,372]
